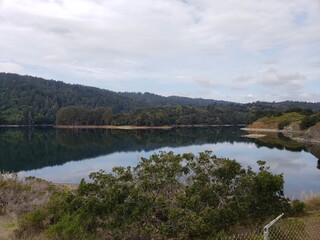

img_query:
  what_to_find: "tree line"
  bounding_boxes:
[1,72,320,125]
[55,104,257,126]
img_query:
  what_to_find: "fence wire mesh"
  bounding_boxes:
[219,218,320,240]
[269,218,320,240]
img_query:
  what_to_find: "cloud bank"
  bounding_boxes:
[0,0,319,102]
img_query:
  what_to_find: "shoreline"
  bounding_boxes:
[241,127,302,133]
[0,124,54,128]
[0,124,245,129]
[242,127,320,145]
[55,124,243,130]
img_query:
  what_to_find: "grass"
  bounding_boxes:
[301,192,320,213]
[0,174,67,239]
[248,112,305,130]
[259,112,304,125]
[0,217,17,240]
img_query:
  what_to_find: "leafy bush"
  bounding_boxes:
[278,120,290,130]
[300,116,318,130]
[17,152,290,239]
[290,200,305,216]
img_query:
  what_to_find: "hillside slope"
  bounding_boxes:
[246,112,320,144]
[0,73,229,124]
[247,112,304,130]
[1,72,320,125]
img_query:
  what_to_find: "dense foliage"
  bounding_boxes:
[56,106,113,125]
[55,105,320,127]
[20,151,290,239]
[0,73,221,125]
[1,72,320,125]
[300,112,320,130]
[56,104,252,126]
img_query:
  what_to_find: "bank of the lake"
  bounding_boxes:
[242,124,320,144]
[243,112,320,144]
[54,124,244,130]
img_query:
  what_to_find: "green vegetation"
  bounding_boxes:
[1,152,320,239]
[56,104,252,126]
[256,112,304,129]
[248,111,320,131]
[278,119,291,130]
[1,72,320,126]
[300,112,320,130]
[16,151,290,239]
[56,106,113,125]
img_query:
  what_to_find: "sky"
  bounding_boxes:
[0,0,319,103]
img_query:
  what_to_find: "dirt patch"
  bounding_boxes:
[247,121,278,129]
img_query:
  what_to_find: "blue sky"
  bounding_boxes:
[0,0,319,102]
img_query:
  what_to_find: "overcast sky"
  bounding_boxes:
[0,0,319,102]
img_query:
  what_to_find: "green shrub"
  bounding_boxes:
[278,120,290,130]
[290,199,305,216]
[45,214,94,240]
[19,209,47,230]
[300,116,318,130]
[16,152,290,239]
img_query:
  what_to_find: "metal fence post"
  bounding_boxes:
[263,213,284,240]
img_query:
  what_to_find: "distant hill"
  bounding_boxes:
[119,92,230,106]
[0,72,320,125]
[0,73,229,124]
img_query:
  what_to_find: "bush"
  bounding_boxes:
[290,199,305,216]
[300,116,317,130]
[16,152,290,239]
[278,120,290,130]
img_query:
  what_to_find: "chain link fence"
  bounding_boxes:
[268,218,320,240]
[218,215,320,240]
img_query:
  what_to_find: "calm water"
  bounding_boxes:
[0,127,319,198]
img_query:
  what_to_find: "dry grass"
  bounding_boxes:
[0,173,64,239]
[247,112,304,130]
[0,216,17,240]
[259,112,304,125]
[0,174,56,216]
[301,192,320,212]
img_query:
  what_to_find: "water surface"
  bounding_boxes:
[0,127,319,198]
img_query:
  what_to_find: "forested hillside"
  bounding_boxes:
[0,73,227,125]
[0,73,132,124]
[1,72,320,125]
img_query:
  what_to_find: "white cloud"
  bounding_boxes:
[0,61,24,73]
[230,75,253,90]
[260,69,305,89]
[0,0,319,102]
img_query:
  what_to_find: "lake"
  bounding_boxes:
[0,127,319,198]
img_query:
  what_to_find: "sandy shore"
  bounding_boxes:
[55,124,240,130]
[241,127,302,133]
[55,125,174,129]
